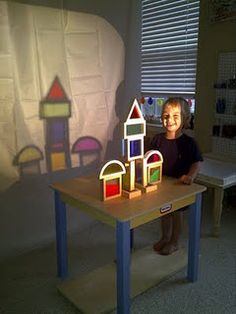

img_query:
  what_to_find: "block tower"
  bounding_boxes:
[99,99,163,201]
[122,99,145,198]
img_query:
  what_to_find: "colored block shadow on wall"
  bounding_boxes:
[72,136,102,167]
[51,152,66,171]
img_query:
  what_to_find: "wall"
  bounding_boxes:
[194,0,236,153]
[4,0,235,261]
[0,0,141,260]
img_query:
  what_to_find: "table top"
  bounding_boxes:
[196,158,236,188]
[51,176,206,228]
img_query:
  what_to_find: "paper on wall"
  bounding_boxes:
[0,1,125,191]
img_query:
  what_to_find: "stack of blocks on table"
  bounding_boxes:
[99,99,163,201]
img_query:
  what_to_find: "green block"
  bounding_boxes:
[40,102,70,118]
[150,168,160,183]
[126,124,144,136]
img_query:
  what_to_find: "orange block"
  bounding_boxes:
[51,152,66,171]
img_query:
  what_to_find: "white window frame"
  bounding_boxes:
[141,0,200,101]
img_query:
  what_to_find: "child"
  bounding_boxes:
[151,97,203,255]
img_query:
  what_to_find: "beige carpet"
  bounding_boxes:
[0,201,235,314]
[58,245,187,314]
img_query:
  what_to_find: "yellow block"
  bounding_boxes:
[122,188,142,199]
[51,152,66,170]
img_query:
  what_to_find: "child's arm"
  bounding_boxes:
[179,161,201,185]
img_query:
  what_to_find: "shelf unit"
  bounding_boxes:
[212,52,236,160]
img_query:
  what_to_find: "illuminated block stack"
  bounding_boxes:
[122,99,145,198]
[137,150,163,193]
[99,98,163,201]
[99,160,126,201]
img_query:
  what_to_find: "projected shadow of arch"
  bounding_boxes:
[72,136,102,168]
[13,145,43,177]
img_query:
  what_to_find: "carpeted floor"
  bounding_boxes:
[0,192,235,314]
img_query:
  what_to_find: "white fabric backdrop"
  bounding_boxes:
[0,1,125,191]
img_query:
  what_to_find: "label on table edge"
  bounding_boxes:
[160,204,172,213]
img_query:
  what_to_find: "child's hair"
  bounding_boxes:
[162,97,191,129]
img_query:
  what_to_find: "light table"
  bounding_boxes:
[51,175,206,314]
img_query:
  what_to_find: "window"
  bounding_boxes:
[141,0,200,120]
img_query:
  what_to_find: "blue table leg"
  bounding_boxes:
[54,190,68,279]
[130,229,134,250]
[187,193,202,282]
[116,221,131,314]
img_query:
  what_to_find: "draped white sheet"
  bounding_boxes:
[0,1,125,191]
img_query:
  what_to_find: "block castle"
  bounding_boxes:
[99,99,163,201]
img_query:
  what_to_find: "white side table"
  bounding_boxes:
[196,158,236,236]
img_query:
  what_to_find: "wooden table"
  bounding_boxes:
[51,175,206,314]
[196,158,236,236]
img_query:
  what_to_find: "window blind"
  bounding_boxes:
[141,0,200,96]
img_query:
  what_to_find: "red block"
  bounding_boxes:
[106,182,120,197]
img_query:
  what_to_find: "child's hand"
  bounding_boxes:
[179,175,193,185]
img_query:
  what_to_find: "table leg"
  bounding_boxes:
[130,229,134,250]
[212,187,224,237]
[54,190,68,279]
[116,221,131,314]
[187,193,202,282]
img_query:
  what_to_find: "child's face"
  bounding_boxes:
[161,104,183,133]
